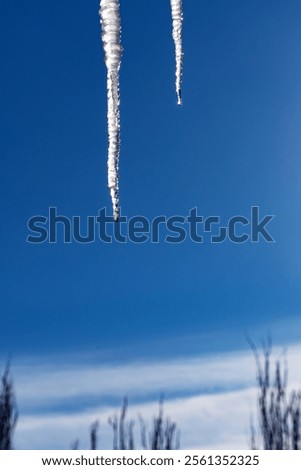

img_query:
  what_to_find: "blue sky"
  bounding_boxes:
[2,0,301,448]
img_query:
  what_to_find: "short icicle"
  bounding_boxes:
[99,0,122,221]
[170,0,184,106]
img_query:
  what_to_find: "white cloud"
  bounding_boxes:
[11,350,256,407]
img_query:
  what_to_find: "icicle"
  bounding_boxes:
[99,0,122,221]
[170,0,183,106]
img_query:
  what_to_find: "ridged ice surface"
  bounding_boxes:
[99,0,122,221]
[170,0,183,105]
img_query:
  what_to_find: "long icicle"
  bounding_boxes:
[99,0,122,221]
[170,0,183,106]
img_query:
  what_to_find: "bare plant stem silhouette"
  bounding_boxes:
[70,439,79,450]
[249,338,301,449]
[108,397,134,450]
[139,397,180,450]
[90,420,99,450]
[0,366,18,450]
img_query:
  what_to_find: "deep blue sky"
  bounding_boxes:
[2,0,301,359]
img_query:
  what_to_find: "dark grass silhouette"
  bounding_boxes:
[139,397,180,450]
[0,366,18,450]
[90,421,99,450]
[108,397,135,450]
[250,338,301,449]
[72,397,180,450]
[107,396,180,450]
